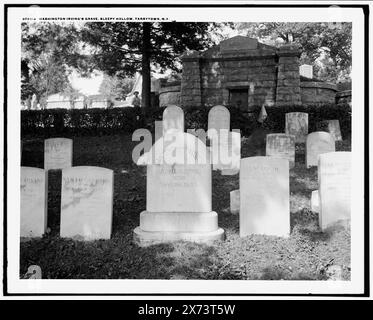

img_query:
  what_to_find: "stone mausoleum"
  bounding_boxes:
[159,36,349,110]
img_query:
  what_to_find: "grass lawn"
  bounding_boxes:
[20,131,351,280]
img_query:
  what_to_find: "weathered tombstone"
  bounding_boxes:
[208,105,230,134]
[134,132,224,245]
[60,166,114,240]
[306,132,335,168]
[318,152,351,230]
[20,167,48,238]
[207,106,234,172]
[44,138,73,170]
[311,190,319,213]
[317,120,343,141]
[162,105,184,135]
[230,190,240,214]
[240,157,290,237]
[285,112,308,143]
[220,130,241,175]
[266,134,295,168]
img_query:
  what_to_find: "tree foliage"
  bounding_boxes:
[237,22,351,81]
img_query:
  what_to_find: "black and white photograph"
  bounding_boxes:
[1,1,369,299]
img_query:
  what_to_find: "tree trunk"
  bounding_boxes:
[141,22,151,111]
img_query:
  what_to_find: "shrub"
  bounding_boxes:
[21,103,351,139]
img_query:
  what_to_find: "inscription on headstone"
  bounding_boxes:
[60,166,114,240]
[285,112,308,143]
[240,157,290,237]
[266,134,295,168]
[306,132,335,168]
[21,167,48,238]
[318,152,351,230]
[44,138,73,170]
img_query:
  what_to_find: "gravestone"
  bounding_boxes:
[311,190,319,213]
[317,120,343,141]
[162,105,184,135]
[230,190,240,214]
[306,132,335,168]
[20,167,48,238]
[134,132,224,245]
[44,138,73,170]
[208,105,232,171]
[266,134,295,168]
[219,130,241,175]
[240,157,290,237]
[318,152,351,230]
[60,166,114,240]
[285,112,308,143]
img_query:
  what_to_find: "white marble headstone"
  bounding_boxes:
[162,105,184,135]
[266,134,295,168]
[306,132,335,168]
[60,166,114,240]
[285,112,308,143]
[44,138,73,170]
[311,190,319,213]
[218,130,241,175]
[147,164,211,213]
[318,120,343,141]
[208,105,230,134]
[318,152,351,230]
[21,167,48,237]
[240,157,290,237]
[230,190,240,214]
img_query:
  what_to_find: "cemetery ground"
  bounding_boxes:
[20,131,351,280]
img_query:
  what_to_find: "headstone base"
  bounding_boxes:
[221,169,239,175]
[133,227,225,246]
[138,211,219,232]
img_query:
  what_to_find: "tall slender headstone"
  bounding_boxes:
[220,130,241,175]
[266,134,295,168]
[285,112,308,143]
[230,190,240,214]
[306,132,335,168]
[317,120,343,141]
[240,157,290,237]
[60,166,114,240]
[20,167,48,238]
[311,190,319,213]
[208,106,233,171]
[134,132,224,245]
[162,105,184,135]
[318,152,351,230]
[44,138,73,170]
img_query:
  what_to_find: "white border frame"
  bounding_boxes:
[3,2,367,296]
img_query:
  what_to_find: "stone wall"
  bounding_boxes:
[301,82,337,105]
[159,85,181,107]
[336,90,352,105]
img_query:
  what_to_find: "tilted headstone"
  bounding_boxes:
[285,112,308,143]
[20,167,48,238]
[44,138,73,170]
[134,132,224,245]
[317,120,343,141]
[60,166,114,240]
[162,105,184,135]
[230,190,240,214]
[311,190,319,213]
[240,157,290,237]
[306,132,335,168]
[318,152,351,230]
[266,134,295,168]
